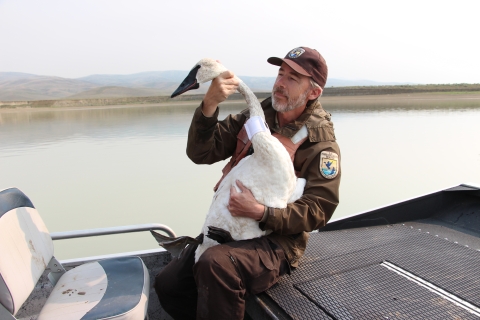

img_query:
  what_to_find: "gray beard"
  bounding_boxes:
[271,88,309,113]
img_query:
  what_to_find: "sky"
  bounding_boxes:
[0,0,479,84]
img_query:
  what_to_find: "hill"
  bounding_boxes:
[0,72,98,100]
[66,86,171,99]
[0,70,418,101]
[77,70,189,87]
[2,70,477,102]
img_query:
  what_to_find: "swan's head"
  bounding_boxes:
[171,58,228,98]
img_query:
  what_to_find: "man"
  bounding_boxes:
[155,47,341,320]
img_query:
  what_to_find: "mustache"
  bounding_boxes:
[272,87,288,96]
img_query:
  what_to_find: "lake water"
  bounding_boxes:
[1,95,480,259]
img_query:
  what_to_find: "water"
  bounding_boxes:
[1,96,479,259]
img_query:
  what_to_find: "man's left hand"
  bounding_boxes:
[228,180,265,221]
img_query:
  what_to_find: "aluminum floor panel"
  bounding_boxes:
[265,224,480,319]
[296,264,477,319]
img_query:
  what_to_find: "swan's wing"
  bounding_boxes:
[150,230,202,258]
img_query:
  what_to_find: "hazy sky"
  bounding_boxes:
[1,0,478,83]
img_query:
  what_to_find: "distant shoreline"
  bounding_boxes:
[1,92,480,113]
[1,84,480,111]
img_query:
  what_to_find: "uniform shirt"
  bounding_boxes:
[187,97,341,267]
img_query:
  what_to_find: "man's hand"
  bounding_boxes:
[202,70,239,117]
[228,180,265,221]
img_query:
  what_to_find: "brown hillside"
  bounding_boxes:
[0,76,98,101]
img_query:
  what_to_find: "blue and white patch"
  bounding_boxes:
[288,47,305,59]
[320,151,339,179]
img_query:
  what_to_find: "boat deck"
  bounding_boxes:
[9,185,480,320]
[251,186,480,319]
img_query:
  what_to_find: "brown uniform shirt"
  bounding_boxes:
[186,97,341,267]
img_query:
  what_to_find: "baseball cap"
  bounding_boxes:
[268,47,328,89]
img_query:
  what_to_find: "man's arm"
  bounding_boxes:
[261,141,341,234]
[186,70,244,165]
[229,141,341,234]
[186,105,247,165]
[229,180,265,220]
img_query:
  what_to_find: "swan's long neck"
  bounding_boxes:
[238,80,264,119]
[237,79,275,162]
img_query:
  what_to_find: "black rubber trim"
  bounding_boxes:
[0,188,34,218]
[81,257,145,320]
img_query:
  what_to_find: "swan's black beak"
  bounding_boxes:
[171,65,201,98]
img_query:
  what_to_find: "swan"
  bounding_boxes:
[151,59,306,261]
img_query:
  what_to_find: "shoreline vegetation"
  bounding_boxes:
[1,84,480,110]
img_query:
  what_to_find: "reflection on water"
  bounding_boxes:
[1,97,480,259]
[0,103,245,154]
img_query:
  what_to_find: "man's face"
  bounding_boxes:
[271,63,312,113]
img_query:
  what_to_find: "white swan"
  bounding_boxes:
[152,59,306,261]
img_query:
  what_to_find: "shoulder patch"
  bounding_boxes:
[320,151,339,179]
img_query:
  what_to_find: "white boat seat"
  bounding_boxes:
[0,188,149,320]
[38,256,149,320]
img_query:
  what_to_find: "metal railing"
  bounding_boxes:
[50,223,176,240]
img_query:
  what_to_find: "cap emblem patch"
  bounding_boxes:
[320,151,339,179]
[288,47,305,59]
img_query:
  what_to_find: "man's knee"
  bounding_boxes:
[194,245,234,279]
[195,246,220,273]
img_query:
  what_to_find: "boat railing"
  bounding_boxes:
[50,223,176,240]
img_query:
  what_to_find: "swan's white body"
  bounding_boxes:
[193,59,306,261]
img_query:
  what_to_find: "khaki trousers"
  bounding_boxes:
[154,236,289,320]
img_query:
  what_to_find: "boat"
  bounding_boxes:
[2,183,479,319]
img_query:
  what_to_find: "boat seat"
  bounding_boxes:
[0,188,149,320]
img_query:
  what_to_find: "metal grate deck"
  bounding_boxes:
[265,224,480,319]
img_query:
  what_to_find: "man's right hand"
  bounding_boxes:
[202,70,239,117]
